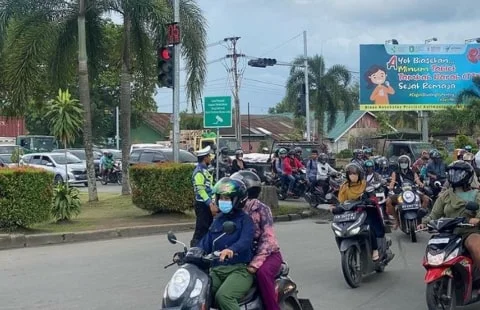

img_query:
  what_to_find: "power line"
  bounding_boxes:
[243,78,285,87]
[259,33,303,57]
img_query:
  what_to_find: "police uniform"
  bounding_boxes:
[190,146,216,247]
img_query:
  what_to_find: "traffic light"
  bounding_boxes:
[296,84,306,117]
[247,58,277,68]
[157,46,173,88]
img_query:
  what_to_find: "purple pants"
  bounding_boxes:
[256,251,283,310]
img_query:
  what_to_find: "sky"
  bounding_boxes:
[152,0,480,115]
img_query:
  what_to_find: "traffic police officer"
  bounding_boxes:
[190,145,218,247]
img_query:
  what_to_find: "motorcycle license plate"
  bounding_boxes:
[333,212,357,223]
[401,204,419,210]
[428,238,450,245]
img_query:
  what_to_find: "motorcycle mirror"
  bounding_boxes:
[417,208,428,219]
[365,185,375,193]
[167,231,177,244]
[222,221,236,234]
[466,201,479,212]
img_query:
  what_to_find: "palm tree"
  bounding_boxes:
[99,0,207,194]
[286,54,355,138]
[0,0,102,201]
[45,89,84,188]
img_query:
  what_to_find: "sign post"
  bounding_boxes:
[204,96,233,181]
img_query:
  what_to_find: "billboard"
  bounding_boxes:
[359,44,480,111]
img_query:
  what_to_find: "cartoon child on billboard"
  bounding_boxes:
[364,65,395,105]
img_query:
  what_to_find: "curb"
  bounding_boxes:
[0,210,313,251]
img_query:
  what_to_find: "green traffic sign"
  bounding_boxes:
[203,96,232,128]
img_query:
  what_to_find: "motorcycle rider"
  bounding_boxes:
[314,153,339,194]
[282,150,303,196]
[335,163,383,261]
[465,145,477,168]
[231,170,282,310]
[102,152,115,179]
[351,149,365,169]
[386,155,429,229]
[426,149,447,184]
[305,149,319,186]
[412,150,429,177]
[197,177,255,310]
[375,157,394,180]
[231,149,247,173]
[190,146,218,247]
[364,160,383,185]
[261,147,269,154]
[363,148,373,160]
[293,146,304,163]
[218,147,232,178]
[417,161,480,270]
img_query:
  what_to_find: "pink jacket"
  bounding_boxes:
[244,199,280,269]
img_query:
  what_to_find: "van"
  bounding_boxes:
[383,140,434,163]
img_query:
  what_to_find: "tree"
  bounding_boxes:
[45,89,84,188]
[285,55,355,138]
[0,0,103,201]
[457,76,480,104]
[101,0,207,194]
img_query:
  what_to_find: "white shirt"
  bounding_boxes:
[316,162,335,180]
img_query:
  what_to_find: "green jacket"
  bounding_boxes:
[423,188,480,235]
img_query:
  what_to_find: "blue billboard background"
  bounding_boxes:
[359,44,480,111]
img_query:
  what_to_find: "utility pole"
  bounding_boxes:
[303,30,311,141]
[225,37,244,147]
[172,0,181,162]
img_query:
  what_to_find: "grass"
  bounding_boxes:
[9,193,308,235]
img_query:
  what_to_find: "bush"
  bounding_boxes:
[0,167,54,230]
[52,183,81,222]
[454,135,475,149]
[130,163,195,213]
[337,149,353,159]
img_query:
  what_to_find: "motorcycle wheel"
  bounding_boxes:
[100,175,108,185]
[409,219,417,243]
[116,173,122,185]
[341,246,362,288]
[426,277,456,310]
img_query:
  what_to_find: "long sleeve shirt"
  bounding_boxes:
[306,159,318,180]
[244,199,280,269]
[192,163,215,205]
[316,162,338,180]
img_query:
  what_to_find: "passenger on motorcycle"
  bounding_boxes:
[99,151,108,175]
[337,163,383,261]
[218,147,232,178]
[444,157,480,189]
[306,149,319,184]
[231,170,282,310]
[464,145,477,168]
[351,149,365,169]
[426,149,446,183]
[273,148,287,177]
[197,177,255,310]
[231,149,247,173]
[363,148,373,160]
[293,147,304,164]
[364,160,383,185]
[418,161,480,269]
[261,147,269,154]
[386,155,429,229]
[412,150,429,177]
[282,150,304,196]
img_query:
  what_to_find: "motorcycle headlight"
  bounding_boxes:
[426,252,445,266]
[402,191,415,204]
[445,249,460,262]
[348,227,361,236]
[167,268,191,300]
[189,279,203,298]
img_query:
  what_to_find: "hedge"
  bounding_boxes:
[130,163,195,213]
[0,167,54,230]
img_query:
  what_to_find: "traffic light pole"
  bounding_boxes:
[172,0,181,162]
[303,30,311,142]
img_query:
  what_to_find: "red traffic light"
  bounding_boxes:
[158,47,172,60]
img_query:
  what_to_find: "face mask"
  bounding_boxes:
[400,163,408,169]
[349,174,359,183]
[218,200,233,213]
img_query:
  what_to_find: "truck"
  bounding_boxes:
[17,135,58,153]
[170,130,240,155]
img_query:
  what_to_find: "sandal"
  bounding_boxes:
[372,250,380,261]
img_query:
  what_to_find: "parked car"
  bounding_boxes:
[53,148,103,176]
[21,152,88,186]
[129,148,197,165]
[0,154,16,167]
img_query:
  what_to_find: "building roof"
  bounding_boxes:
[323,111,376,142]
[142,112,301,140]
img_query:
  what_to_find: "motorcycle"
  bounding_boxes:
[277,168,308,201]
[162,223,313,310]
[304,173,343,208]
[421,202,480,309]
[393,181,428,243]
[330,186,395,288]
[100,164,122,185]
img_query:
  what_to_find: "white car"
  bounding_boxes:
[20,152,88,186]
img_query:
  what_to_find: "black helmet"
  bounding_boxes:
[429,149,441,159]
[345,163,364,181]
[235,149,243,157]
[231,170,262,199]
[376,156,388,168]
[447,160,474,188]
[318,153,328,163]
[213,177,248,210]
[353,149,363,159]
[294,147,302,154]
[288,150,295,156]
[220,147,228,155]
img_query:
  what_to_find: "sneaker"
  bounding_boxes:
[372,250,380,261]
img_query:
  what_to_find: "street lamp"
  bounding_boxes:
[385,39,399,44]
[465,38,480,43]
[425,37,438,44]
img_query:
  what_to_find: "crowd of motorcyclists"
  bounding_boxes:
[186,142,480,310]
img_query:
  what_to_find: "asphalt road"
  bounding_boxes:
[1,219,475,310]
